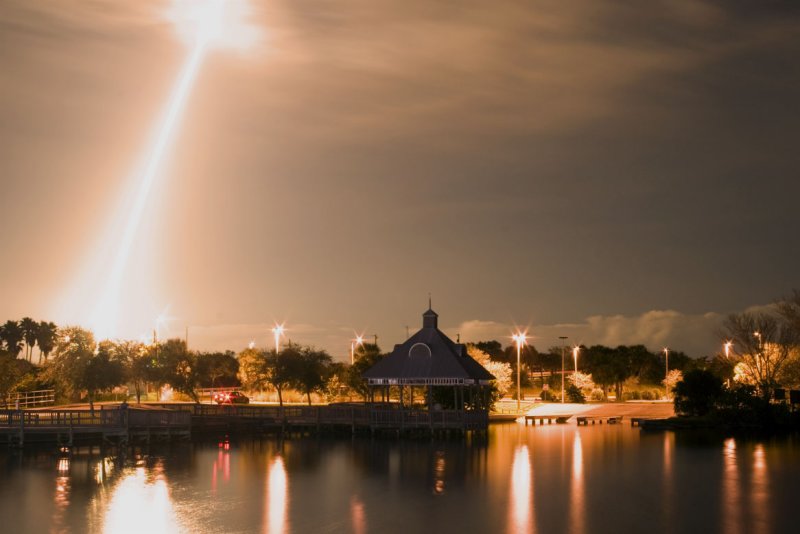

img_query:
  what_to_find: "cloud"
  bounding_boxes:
[450,309,728,357]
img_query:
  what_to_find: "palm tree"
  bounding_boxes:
[36,321,58,363]
[0,320,24,357]
[20,317,38,362]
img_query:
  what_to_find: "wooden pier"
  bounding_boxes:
[1,403,488,447]
[524,414,572,425]
[576,415,622,425]
[0,406,190,447]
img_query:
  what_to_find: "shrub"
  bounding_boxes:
[624,390,642,401]
[566,384,585,403]
[673,369,723,417]
[589,388,605,402]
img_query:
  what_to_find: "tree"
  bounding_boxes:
[582,345,630,400]
[722,310,800,397]
[568,371,595,392]
[238,347,269,391]
[673,369,723,417]
[157,339,199,402]
[195,351,239,388]
[346,344,385,401]
[291,347,333,405]
[20,317,38,362]
[0,320,24,357]
[662,369,683,399]
[267,345,301,406]
[111,340,149,403]
[46,328,124,413]
[468,345,512,398]
[0,353,21,407]
[36,321,58,362]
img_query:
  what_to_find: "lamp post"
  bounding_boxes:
[559,336,568,404]
[272,323,285,353]
[753,331,763,377]
[350,335,364,365]
[512,332,527,413]
[663,347,669,377]
[573,346,580,373]
[723,341,733,387]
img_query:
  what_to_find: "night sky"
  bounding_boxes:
[1,0,798,359]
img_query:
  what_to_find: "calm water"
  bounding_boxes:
[1,424,798,533]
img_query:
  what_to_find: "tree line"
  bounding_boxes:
[2,289,797,410]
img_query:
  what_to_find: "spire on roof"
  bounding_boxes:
[423,295,438,328]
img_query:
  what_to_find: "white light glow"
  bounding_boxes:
[83,1,261,340]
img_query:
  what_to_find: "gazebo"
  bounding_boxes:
[362,306,494,416]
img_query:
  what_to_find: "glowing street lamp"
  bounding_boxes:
[559,336,568,404]
[272,323,285,353]
[753,331,762,350]
[724,341,732,359]
[512,331,527,413]
[350,335,364,365]
[663,347,670,378]
[573,346,580,373]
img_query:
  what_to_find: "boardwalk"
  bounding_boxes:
[1,403,488,447]
[0,406,190,447]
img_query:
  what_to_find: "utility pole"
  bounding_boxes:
[372,334,378,346]
[559,336,568,404]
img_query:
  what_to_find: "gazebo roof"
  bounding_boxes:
[363,307,494,386]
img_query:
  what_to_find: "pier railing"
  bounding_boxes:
[144,403,488,430]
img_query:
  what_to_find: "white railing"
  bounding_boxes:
[11,389,55,408]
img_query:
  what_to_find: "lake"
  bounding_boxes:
[1,423,798,533]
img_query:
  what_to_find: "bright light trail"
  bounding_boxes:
[88,0,260,340]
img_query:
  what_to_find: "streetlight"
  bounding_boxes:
[272,323,285,353]
[754,331,762,350]
[663,347,669,377]
[573,346,580,374]
[723,341,733,387]
[559,336,568,404]
[512,331,527,413]
[351,335,364,365]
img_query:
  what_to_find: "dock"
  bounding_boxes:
[0,406,190,447]
[1,403,489,447]
[576,415,622,425]
[524,414,572,425]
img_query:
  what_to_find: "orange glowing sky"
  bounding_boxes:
[1,0,798,359]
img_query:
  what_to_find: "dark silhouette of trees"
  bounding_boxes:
[347,343,384,401]
[36,321,58,362]
[20,317,38,362]
[292,347,333,405]
[673,369,723,417]
[0,320,24,357]
[195,351,239,388]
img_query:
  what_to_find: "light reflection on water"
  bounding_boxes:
[570,431,584,534]
[265,455,288,534]
[509,445,533,534]
[0,425,797,533]
[100,464,181,534]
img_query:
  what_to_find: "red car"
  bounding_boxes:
[213,391,250,405]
